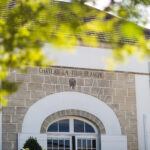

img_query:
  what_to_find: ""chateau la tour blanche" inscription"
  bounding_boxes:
[39,67,102,78]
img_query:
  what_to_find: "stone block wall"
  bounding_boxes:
[2,66,138,150]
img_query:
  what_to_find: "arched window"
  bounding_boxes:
[47,119,69,132]
[47,117,100,150]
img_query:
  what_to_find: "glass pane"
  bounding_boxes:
[77,139,81,148]
[87,139,91,148]
[82,139,86,148]
[59,119,69,132]
[47,139,52,148]
[59,139,64,148]
[53,139,58,148]
[47,122,58,132]
[74,119,84,132]
[85,123,95,133]
[65,140,70,148]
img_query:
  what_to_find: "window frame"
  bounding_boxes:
[46,116,98,135]
[47,135,72,150]
[75,136,98,150]
[47,117,99,150]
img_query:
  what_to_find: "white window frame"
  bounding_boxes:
[47,117,99,150]
[47,135,72,150]
[75,136,98,150]
[47,116,98,134]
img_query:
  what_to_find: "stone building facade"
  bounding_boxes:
[2,66,138,150]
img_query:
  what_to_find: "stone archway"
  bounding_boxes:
[40,109,106,134]
[22,92,121,135]
[19,92,127,150]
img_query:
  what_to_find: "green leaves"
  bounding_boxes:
[120,21,144,39]
[0,0,150,106]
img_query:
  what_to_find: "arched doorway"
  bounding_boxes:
[47,117,99,150]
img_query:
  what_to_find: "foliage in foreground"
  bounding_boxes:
[0,0,150,106]
[23,137,42,150]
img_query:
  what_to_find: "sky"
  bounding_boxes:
[86,0,150,29]
[58,0,150,29]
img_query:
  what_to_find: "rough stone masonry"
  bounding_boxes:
[2,66,138,150]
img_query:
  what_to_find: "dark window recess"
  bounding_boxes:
[72,136,76,150]
[92,139,96,148]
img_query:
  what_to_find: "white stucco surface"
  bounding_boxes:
[135,75,150,150]
[101,135,127,150]
[19,92,127,150]
[22,92,121,135]
[43,45,150,73]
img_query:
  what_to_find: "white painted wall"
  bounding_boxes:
[43,45,150,73]
[135,75,150,150]
[101,135,127,150]
[22,92,121,135]
[0,112,2,150]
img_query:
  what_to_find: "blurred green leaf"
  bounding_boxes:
[0,0,150,107]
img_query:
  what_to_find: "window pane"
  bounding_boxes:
[47,139,52,148]
[85,122,95,133]
[53,139,58,148]
[59,139,64,148]
[47,122,58,132]
[87,139,91,148]
[74,119,84,132]
[77,139,81,148]
[82,139,86,148]
[59,119,69,132]
[65,140,70,148]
